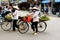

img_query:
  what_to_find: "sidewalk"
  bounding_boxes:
[49,14,57,17]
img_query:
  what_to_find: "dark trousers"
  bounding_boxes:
[13,20,19,31]
[31,22,38,33]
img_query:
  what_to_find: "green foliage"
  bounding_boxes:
[5,14,12,20]
[40,15,50,21]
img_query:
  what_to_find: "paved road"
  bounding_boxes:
[0,12,60,40]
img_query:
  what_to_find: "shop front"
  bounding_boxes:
[52,0,60,15]
[18,0,30,10]
[54,0,60,12]
[41,0,51,14]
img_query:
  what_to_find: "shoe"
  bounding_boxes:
[32,31,35,34]
[13,30,16,31]
[33,33,37,35]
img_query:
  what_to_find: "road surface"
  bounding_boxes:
[0,11,60,40]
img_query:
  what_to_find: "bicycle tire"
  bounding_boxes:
[38,21,47,32]
[18,21,29,34]
[1,21,12,31]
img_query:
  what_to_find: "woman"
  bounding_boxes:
[30,7,41,35]
[12,6,19,31]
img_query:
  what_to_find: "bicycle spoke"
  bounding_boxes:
[18,22,29,34]
[38,22,47,32]
[1,21,12,31]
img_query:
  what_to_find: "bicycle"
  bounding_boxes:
[0,11,21,31]
[18,16,47,34]
[1,19,13,31]
[1,18,21,31]
[1,15,47,34]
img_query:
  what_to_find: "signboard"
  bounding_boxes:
[42,0,50,3]
[55,0,60,2]
[21,0,27,2]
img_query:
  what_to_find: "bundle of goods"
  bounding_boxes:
[39,15,50,21]
[5,13,13,20]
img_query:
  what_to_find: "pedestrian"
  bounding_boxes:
[29,7,33,13]
[3,5,12,17]
[45,6,48,15]
[12,6,19,31]
[30,7,41,35]
[52,7,56,15]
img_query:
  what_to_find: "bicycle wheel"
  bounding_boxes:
[18,21,29,34]
[37,21,47,32]
[17,19,23,25]
[1,21,12,31]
